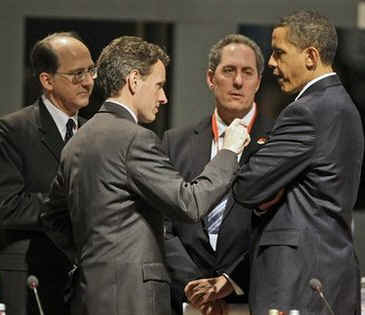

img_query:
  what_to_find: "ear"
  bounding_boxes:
[39,72,54,91]
[206,69,215,90]
[304,47,319,71]
[127,70,141,94]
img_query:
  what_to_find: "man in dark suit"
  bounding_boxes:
[185,10,364,315]
[162,34,273,315]
[0,32,95,315]
[42,36,249,315]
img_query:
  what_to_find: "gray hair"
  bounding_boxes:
[96,36,170,99]
[208,34,265,75]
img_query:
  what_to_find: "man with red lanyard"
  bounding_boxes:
[162,34,274,315]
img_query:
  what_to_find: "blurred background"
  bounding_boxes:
[1,0,365,270]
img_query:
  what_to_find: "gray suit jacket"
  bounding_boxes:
[43,101,240,315]
[232,75,364,315]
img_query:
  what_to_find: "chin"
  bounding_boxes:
[141,116,156,124]
[280,85,293,95]
[77,100,90,109]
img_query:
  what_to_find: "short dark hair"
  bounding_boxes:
[96,36,170,99]
[30,31,83,79]
[276,10,337,65]
[208,34,264,75]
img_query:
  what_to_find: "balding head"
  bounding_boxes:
[31,32,87,80]
[31,32,95,116]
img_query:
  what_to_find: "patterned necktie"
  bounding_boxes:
[65,119,75,143]
[207,127,227,235]
[207,197,228,234]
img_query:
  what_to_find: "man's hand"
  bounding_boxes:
[184,276,233,309]
[257,188,285,213]
[222,119,250,154]
[199,300,227,315]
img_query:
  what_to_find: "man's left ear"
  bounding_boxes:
[128,70,141,94]
[304,47,319,71]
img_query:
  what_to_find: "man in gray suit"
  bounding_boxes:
[42,36,249,315]
[185,10,364,315]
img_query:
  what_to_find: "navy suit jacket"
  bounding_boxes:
[232,75,364,315]
[0,99,85,315]
[162,110,273,313]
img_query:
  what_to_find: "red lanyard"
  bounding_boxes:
[211,103,257,144]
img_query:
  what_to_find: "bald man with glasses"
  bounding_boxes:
[0,32,95,315]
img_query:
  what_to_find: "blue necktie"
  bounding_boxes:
[207,197,228,234]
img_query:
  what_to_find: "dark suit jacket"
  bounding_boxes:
[231,75,364,315]
[0,99,84,315]
[162,111,273,313]
[43,102,240,315]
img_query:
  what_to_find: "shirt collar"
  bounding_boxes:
[295,72,336,101]
[106,98,138,123]
[41,94,78,138]
[214,103,256,138]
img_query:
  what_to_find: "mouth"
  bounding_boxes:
[273,74,286,86]
[229,92,244,99]
[78,90,91,96]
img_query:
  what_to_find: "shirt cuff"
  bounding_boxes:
[222,273,244,296]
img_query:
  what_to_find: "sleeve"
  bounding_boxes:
[0,120,44,230]
[233,103,316,207]
[39,165,76,264]
[161,131,203,304]
[126,127,239,222]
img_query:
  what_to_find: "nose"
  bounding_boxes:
[233,72,243,88]
[159,89,168,105]
[268,54,276,70]
[81,72,95,88]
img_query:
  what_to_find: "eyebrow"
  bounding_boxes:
[67,64,95,72]
[223,65,255,71]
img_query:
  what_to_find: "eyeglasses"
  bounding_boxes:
[55,65,97,83]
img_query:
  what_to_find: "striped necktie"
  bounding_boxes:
[207,197,228,234]
[65,119,75,143]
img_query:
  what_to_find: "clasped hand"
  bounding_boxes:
[184,275,234,315]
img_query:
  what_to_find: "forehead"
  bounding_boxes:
[219,43,257,68]
[147,59,166,81]
[51,37,92,69]
[272,27,291,48]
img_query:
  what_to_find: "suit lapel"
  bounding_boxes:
[36,99,64,162]
[190,117,213,177]
[189,117,215,242]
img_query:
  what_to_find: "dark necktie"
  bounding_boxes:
[65,119,75,143]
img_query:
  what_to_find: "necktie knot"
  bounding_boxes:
[65,119,75,143]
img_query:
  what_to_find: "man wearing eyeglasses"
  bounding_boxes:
[0,32,95,315]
